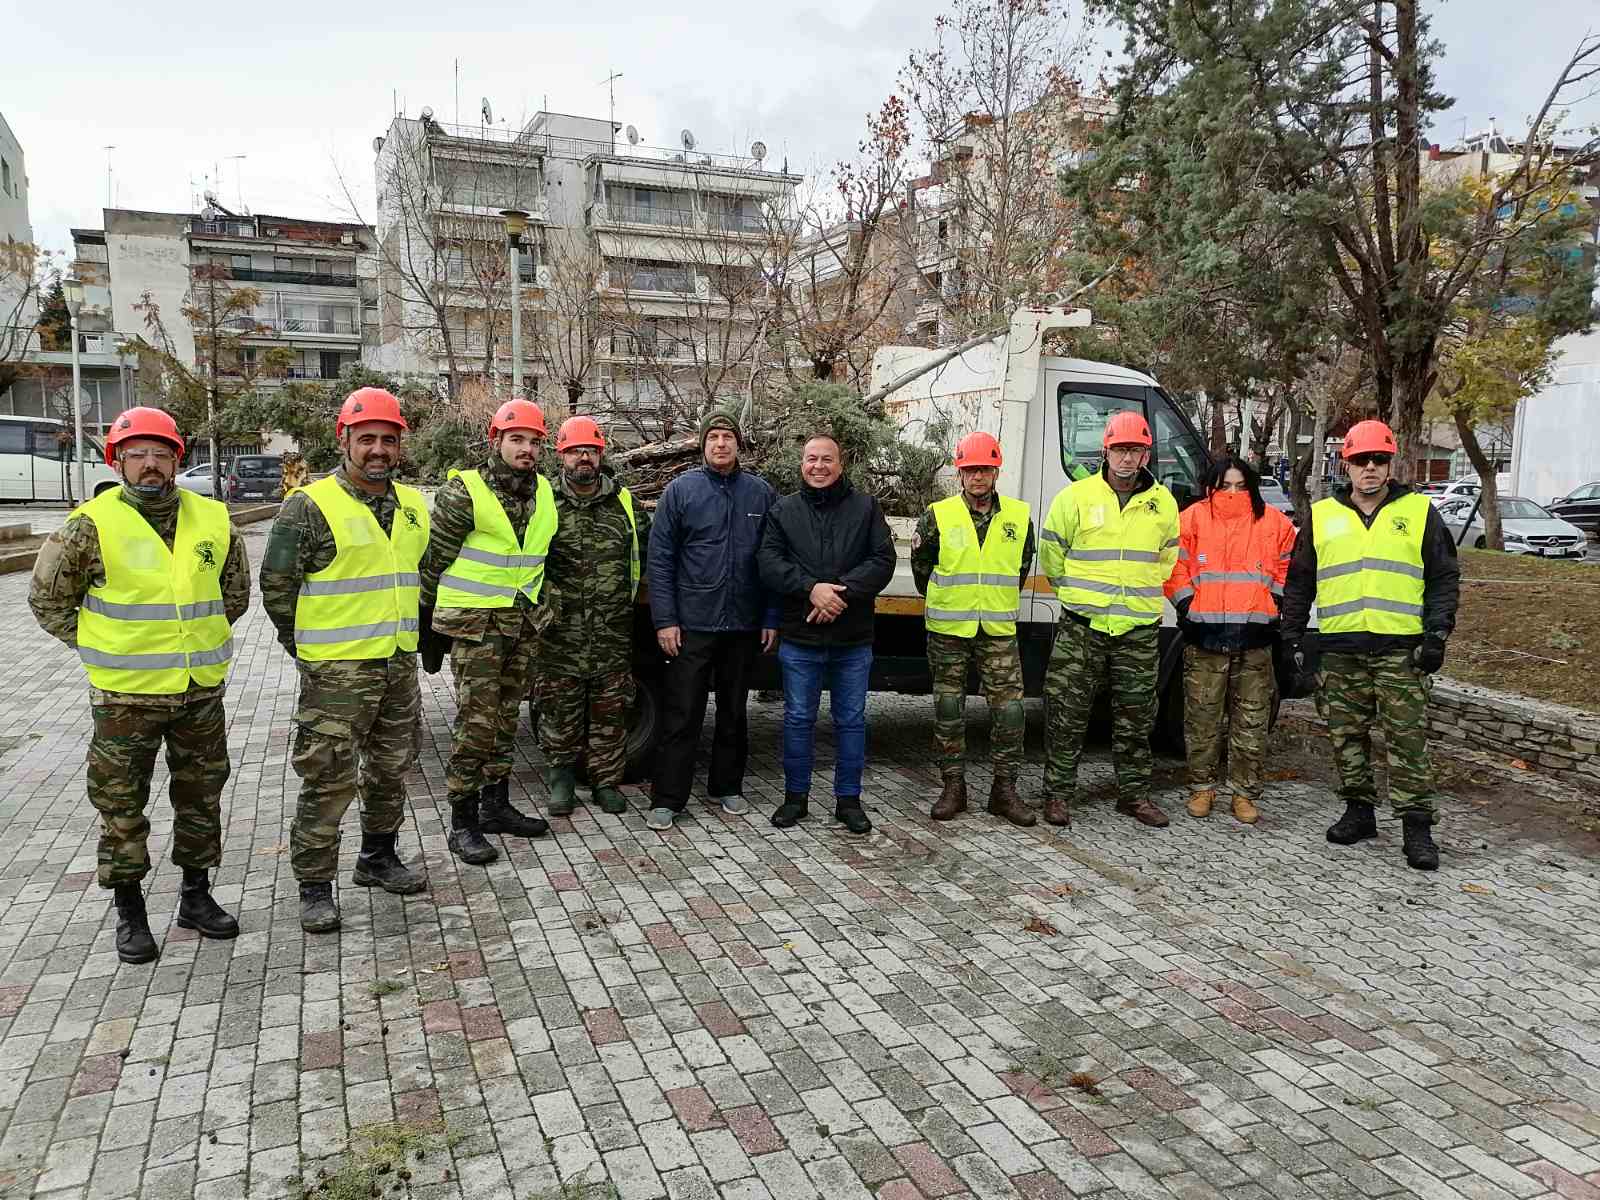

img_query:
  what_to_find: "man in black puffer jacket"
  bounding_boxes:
[757,434,897,834]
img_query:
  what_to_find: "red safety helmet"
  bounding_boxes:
[555,416,605,452]
[1341,419,1397,460]
[489,398,547,440]
[953,431,1002,470]
[104,406,184,466]
[1102,410,1153,448]
[336,387,409,438]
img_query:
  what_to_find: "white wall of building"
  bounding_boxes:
[1,111,36,333]
[104,212,194,364]
[1511,327,1600,504]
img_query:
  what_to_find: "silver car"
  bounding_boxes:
[1436,496,1589,558]
[174,463,221,497]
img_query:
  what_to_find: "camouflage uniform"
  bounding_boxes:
[28,486,251,887]
[910,501,1035,779]
[1182,645,1275,800]
[420,456,553,800]
[1316,652,1436,819]
[260,467,422,882]
[537,472,650,787]
[1042,621,1160,802]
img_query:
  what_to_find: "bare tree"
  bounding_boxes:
[529,226,606,408]
[0,241,49,398]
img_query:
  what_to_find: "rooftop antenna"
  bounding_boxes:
[600,71,623,146]
[455,58,460,126]
[103,145,115,210]
[227,154,246,212]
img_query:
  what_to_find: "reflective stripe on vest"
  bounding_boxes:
[293,477,430,660]
[1043,474,1178,636]
[925,494,1029,637]
[73,488,234,694]
[1310,492,1428,636]
[436,469,559,609]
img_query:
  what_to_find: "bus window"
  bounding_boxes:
[0,423,28,455]
[28,423,69,460]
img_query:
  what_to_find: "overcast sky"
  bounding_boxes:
[6,0,1597,263]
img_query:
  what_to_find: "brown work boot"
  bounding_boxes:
[1231,794,1260,825]
[1116,796,1170,828]
[931,776,967,821]
[987,777,1036,827]
[1186,788,1216,819]
[1041,792,1072,828]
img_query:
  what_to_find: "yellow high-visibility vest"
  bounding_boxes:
[1311,492,1428,635]
[73,488,234,694]
[1040,472,1179,636]
[293,476,429,660]
[924,494,1030,637]
[618,486,641,599]
[436,469,558,609]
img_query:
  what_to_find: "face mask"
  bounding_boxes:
[127,481,171,500]
[1211,490,1252,516]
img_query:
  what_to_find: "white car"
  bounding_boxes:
[1257,476,1296,516]
[175,463,223,497]
[1436,496,1589,558]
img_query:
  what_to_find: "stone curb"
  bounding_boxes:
[0,503,280,575]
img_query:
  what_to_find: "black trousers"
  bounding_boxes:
[653,629,761,811]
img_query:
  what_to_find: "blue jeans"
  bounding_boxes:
[777,641,873,798]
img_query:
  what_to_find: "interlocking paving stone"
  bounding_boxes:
[0,522,1598,1196]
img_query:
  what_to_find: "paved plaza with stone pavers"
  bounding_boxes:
[0,519,1598,1200]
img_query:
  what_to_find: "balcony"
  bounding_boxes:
[604,334,694,361]
[226,266,357,288]
[237,315,360,337]
[607,267,697,295]
[603,202,696,230]
[709,210,766,235]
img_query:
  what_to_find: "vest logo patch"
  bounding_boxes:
[1001,521,1019,542]
[193,540,218,571]
[1391,515,1412,536]
[402,506,421,529]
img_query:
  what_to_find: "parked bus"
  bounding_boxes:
[0,415,120,503]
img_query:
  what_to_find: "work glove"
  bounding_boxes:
[1412,637,1446,675]
[418,607,450,675]
[1284,638,1306,675]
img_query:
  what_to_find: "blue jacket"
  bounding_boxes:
[648,465,782,633]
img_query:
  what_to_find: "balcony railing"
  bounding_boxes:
[710,210,766,234]
[610,267,696,294]
[279,317,359,335]
[606,334,695,360]
[227,267,357,288]
[605,202,696,229]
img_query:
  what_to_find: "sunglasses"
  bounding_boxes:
[1348,453,1392,468]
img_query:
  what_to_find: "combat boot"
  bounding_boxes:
[1186,788,1216,819]
[1041,793,1072,828]
[1402,815,1439,871]
[834,796,872,836]
[1326,801,1377,845]
[478,779,549,838]
[299,882,340,934]
[545,765,578,817]
[986,777,1036,828]
[591,785,628,815]
[352,832,427,893]
[447,795,499,866]
[112,883,158,964]
[1116,796,1170,828]
[175,868,240,939]
[771,792,808,828]
[1231,794,1260,825]
[931,776,967,821]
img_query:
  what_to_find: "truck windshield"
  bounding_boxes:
[1056,384,1206,507]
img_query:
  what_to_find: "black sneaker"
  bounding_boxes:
[834,797,871,836]
[1402,816,1439,871]
[771,793,809,828]
[1326,801,1378,845]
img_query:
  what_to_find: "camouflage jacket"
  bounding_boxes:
[260,466,411,656]
[28,485,252,707]
[910,495,1036,597]
[540,472,651,675]
[420,456,548,642]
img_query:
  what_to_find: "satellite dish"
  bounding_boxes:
[750,140,767,163]
[481,97,493,125]
[51,385,93,419]
[680,129,697,151]
[420,105,434,120]
[625,125,640,146]
[372,136,385,153]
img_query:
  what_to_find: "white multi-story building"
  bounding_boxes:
[372,107,799,432]
[1,110,36,335]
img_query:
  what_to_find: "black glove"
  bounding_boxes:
[1284,638,1306,675]
[1413,637,1446,675]
[418,607,450,675]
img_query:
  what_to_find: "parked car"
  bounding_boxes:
[226,455,283,502]
[1436,496,1589,557]
[174,463,224,498]
[1547,481,1600,538]
[1258,476,1296,516]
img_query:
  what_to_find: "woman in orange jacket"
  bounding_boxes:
[1164,456,1297,823]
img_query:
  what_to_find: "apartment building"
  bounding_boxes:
[372,107,799,431]
[1,110,34,333]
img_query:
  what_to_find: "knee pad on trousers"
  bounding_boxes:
[935,693,965,722]
[993,699,1025,732]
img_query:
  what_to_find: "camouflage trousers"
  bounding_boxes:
[289,654,420,882]
[446,628,539,800]
[1043,618,1159,802]
[1182,645,1276,801]
[88,697,229,888]
[1316,651,1437,821]
[538,667,634,788]
[927,631,1025,780]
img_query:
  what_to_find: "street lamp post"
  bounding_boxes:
[501,209,530,400]
[62,277,87,503]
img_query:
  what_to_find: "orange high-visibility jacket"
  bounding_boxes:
[1164,496,1297,645]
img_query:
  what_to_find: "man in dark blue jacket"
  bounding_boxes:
[647,410,780,830]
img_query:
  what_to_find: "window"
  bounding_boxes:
[1148,399,1206,508]
[0,422,28,454]
[1057,388,1137,479]
[314,258,333,275]
[231,255,251,271]
[1055,385,1207,508]
[274,256,294,272]
[1,158,9,196]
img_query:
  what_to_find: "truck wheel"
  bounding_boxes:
[525,671,661,785]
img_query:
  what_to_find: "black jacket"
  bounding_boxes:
[1280,483,1461,655]
[757,478,897,647]
[647,465,781,633]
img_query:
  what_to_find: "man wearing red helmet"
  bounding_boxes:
[911,430,1037,825]
[419,398,554,864]
[536,416,649,818]
[1281,419,1460,870]
[1039,410,1180,829]
[260,387,431,932]
[29,407,250,963]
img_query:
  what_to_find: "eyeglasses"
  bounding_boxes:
[121,449,176,465]
[1347,453,1392,468]
[1105,445,1147,458]
[563,447,600,459]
